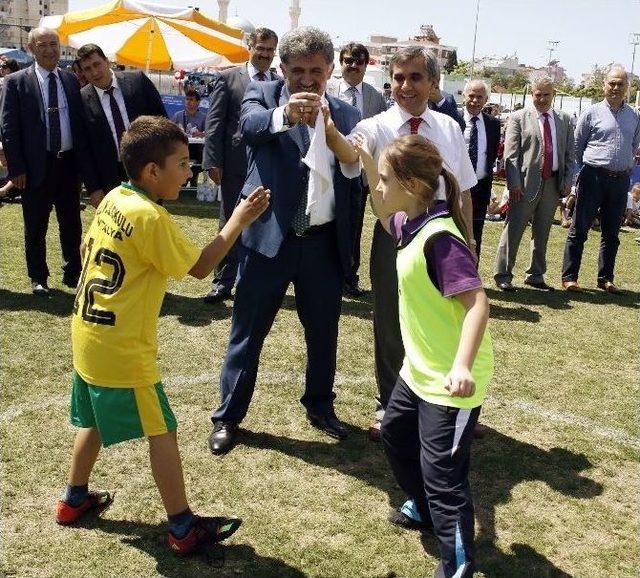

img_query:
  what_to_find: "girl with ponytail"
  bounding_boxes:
[354,132,493,578]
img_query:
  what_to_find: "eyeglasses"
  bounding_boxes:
[342,56,366,66]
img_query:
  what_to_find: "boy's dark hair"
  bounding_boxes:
[76,43,108,63]
[339,42,369,64]
[120,116,188,180]
[184,88,200,100]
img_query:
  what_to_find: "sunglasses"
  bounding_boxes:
[342,56,366,66]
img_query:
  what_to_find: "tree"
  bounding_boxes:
[449,60,470,76]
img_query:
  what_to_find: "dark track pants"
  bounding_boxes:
[382,377,480,578]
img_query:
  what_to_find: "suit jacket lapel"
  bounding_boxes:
[278,85,306,155]
[27,66,45,124]
[362,84,373,118]
[115,72,135,121]
[552,110,564,160]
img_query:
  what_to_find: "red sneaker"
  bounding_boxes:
[168,515,242,555]
[55,490,113,525]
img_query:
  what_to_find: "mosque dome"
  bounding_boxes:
[226,16,255,35]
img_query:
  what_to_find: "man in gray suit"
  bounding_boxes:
[336,42,387,296]
[494,75,574,291]
[203,27,278,303]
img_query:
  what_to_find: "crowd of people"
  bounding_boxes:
[0,23,639,578]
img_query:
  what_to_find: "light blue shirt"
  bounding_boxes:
[34,64,72,152]
[575,101,640,172]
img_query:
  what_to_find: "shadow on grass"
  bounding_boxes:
[160,292,233,326]
[486,286,640,310]
[241,424,601,578]
[0,288,75,316]
[160,291,374,325]
[74,517,306,578]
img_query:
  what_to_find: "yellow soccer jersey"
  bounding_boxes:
[72,184,201,387]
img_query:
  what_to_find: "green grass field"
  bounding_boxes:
[1,194,638,578]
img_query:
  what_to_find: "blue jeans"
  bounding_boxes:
[562,164,629,283]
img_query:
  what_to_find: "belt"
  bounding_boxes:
[586,165,629,179]
[291,221,335,237]
[47,150,73,160]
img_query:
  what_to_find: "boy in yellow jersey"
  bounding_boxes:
[55,116,270,555]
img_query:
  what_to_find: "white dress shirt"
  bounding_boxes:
[463,109,489,179]
[349,104,478,196]
[271,99,360,225]
[94,72,131,159]
[536,108,559,171]
[337,80,363,114]
[34,64,72,152]
[247,62,276,81]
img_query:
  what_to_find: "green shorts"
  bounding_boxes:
[70,371,177,447]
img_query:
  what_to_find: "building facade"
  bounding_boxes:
[0,0,75,60]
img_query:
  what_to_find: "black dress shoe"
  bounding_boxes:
[31,280,49,296]
[497,281,516,292]
[203,287,232,304]
[524,279,555,291]
[306,412,348,440]
[344,281,364,297]
[208,422,238,455]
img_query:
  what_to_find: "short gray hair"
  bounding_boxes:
[389,46,440,81]
[530,74,555,91]
[463,79,489,96]
[605,64,629,83]
[279,27,334,65]
[27,27,59,46]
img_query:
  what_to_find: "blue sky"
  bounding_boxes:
[69,0,640,82]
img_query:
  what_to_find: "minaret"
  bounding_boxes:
[289,0,301,30]
[217,0,230,23]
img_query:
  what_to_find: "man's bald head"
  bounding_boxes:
[27,27,60,71]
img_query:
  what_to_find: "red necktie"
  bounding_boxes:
[409,117,423,134]
[542,112,553,179]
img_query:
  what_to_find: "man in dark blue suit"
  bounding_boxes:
[0,28,99,295]
[429,87,465,132]
[209,27,362,455]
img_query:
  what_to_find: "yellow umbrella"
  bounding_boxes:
[40,0,249,71]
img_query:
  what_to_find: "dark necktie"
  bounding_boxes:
[468,116,479,171]
[291,124,312,234]
[347,86,357,107]
[105,86,126,148]
[409,117,423,134]
[542,112,553,179]
[256,71,266,81]
[47,72,61,153]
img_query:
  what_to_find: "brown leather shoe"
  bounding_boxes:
[597,280,621,294]
[368,419,381,442]
[562,280,581,292]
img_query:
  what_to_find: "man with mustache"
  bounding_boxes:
[202,27,279,304]
[208,27,362,454]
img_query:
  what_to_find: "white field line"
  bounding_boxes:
[2,372,638,451]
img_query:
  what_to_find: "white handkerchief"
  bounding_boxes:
[302,110,332,216]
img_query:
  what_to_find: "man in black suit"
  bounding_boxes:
[202,27,279,304]
[460,79,500,259]
[76,44,167,207]
[0,28,100,295]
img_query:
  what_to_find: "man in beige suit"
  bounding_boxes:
[494,75,574,291]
